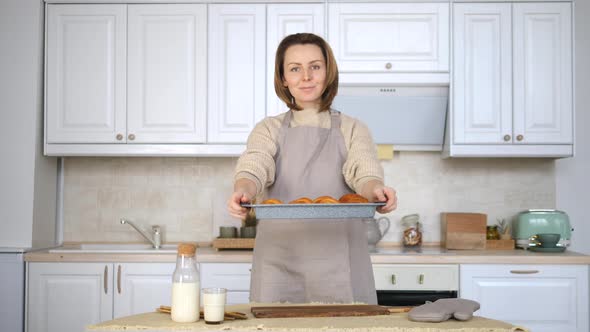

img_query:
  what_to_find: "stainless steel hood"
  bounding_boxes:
[332,85,448,151]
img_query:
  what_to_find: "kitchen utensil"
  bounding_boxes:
[241,202,385,219]
[250,305,412,318]
[513,209,572,249]
[365,217,390,252]
[531,233,560,248]
[441,213,487,250]
[219,226,238,238]
[529,246,566,253]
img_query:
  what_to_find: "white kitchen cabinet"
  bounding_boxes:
[266,4,325,117]
[127,5,207,144]
[512,3,573,145]
[27,263,113,332]
[207,4,266,143]
[449,2,573,157]
[46,5,127,144]
[328,3,449,84]
[200,263,252,305]
[460,264,589,332]
[27,262,175,332]
[112,263,176,318]
[373,264,458,291]
[46,4,207,146]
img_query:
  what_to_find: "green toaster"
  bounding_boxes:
[512,209,573,249]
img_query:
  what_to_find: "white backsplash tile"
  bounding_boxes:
[63,153,555,244]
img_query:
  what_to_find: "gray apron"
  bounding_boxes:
[249,110,377,304]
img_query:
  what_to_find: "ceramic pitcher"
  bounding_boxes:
[365,217,391,252]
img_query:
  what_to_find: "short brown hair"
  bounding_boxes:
[274,33,339,112]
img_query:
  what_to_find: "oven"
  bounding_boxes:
[373,264,459,306]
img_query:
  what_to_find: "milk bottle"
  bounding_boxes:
[171,243,200,323]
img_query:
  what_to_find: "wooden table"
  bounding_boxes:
[86,303,529,332]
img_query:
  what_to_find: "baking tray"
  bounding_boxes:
[241,203,385,219]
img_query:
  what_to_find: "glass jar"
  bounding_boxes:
[171,243,200,323]
[486,226,500,240]
[401,214,422,248]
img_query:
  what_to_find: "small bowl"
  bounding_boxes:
[536,233,560,248]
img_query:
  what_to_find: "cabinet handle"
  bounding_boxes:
[385,62,392,70]
[510,270,539,274]
[117,265,122,294]
[391,274,396,285]
[128,134,135,141]
[503,134,511,142]
[104,265,108,294]
[418,274,424,285]
[516,135,524,141]
[116,134,123,141]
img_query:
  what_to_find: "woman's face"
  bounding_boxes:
[282,44,327,109]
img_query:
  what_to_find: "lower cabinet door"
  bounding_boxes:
[113,263,176,318]
[460,264,589,332]
[27,262,113,332]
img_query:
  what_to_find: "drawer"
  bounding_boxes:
[373,264,458,291]
[227,291,250,305]
[200,263,251,291]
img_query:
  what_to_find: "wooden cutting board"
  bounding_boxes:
[251,305,410,318]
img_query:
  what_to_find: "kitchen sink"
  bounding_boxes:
[48,243,178,254]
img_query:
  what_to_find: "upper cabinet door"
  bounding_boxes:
[208,4,266,143]
[127,5,207,144]
[46,5,127,143]
[453,3,512,144]
[512,3,573,144]
[266,4,325,117]
[328,3,449,73]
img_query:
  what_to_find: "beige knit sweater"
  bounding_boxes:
[234,109,384,197]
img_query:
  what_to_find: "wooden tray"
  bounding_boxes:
[212,238,255,250]
[251,305,411,318]
[486,239,515,250]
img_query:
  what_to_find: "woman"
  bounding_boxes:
[227,33,397,304]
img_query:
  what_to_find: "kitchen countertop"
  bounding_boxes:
[24,244,590,264]
[86,303,528,332]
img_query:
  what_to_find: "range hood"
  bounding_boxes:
[332,85,448,151]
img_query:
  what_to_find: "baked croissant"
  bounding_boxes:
[339,193,369,203]
[289,197,313,204]
[312,196,340,204]
[262,198,283,204]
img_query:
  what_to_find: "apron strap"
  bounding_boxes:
[330,110,342,131]
[281,110,293,129]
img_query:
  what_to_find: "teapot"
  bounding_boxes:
[364,217,391,252]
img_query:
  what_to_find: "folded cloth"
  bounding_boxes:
[408,298,481,322]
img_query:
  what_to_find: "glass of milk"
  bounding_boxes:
[202,287,227,324]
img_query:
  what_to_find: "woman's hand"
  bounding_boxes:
[361,180,398,214]
[227,179,257,219]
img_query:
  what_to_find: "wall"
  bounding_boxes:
[63,154,555,244]
[0,0,58,249]
[556,0,590,254]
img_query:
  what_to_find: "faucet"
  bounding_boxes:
[120,219,161,249]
